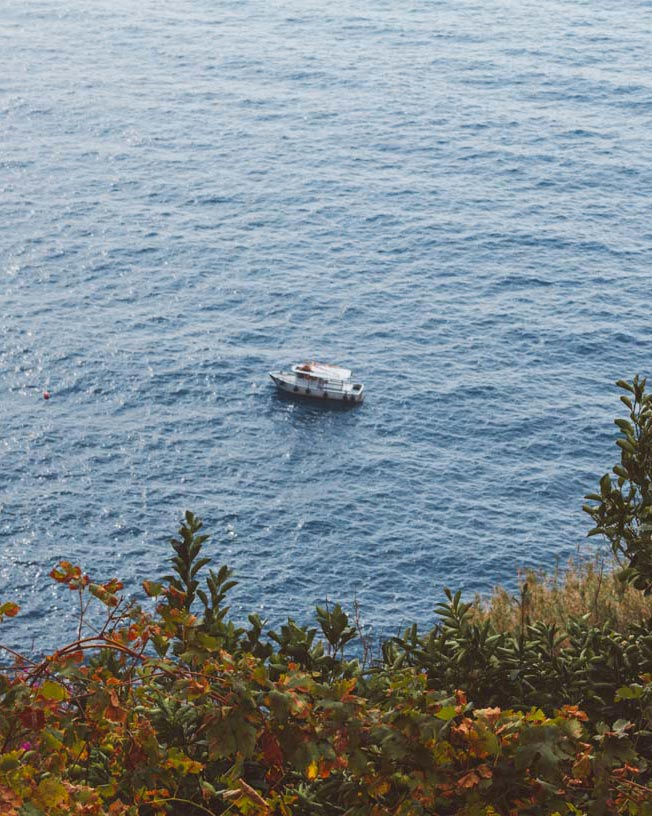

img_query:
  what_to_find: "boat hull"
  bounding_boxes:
[270,373,364,403]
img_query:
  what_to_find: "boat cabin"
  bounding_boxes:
[291,362,352,383]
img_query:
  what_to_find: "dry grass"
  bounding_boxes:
[470,552,652,633]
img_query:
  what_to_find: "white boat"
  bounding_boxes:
[269,362,365,404]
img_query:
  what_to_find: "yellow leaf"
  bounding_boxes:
[306,760,318,780]
[39,680,69,702]
[34,777,68,809]
[372,779,391,796]
[165,747,203,774]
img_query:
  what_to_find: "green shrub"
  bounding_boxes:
[0,511,648,815]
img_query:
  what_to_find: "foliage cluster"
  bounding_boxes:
[1,379,652,815]
[470,554,652,634]
[584,376,652,594]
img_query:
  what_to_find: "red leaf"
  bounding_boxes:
[19,707,46,730]
[260,730,283,767]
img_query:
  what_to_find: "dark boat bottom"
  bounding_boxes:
[272,388,362,410]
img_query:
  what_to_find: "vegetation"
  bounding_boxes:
[470,554,652,633]
[1,378,652,815]
[584,375,652,595]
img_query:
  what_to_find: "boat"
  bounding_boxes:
[269,362,365,403]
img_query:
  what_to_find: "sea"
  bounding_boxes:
[1,0,651,656]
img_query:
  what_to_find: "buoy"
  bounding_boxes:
[43,391,50,400]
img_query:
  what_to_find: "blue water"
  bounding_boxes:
[2,0,651,654]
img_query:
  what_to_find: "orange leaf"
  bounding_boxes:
[572,753,591,780]
[476,707,501,724]
[0,784,22,816]
[457,771,480,789]
[559,704,589,722]
[455,689,468,706]
[105,692,127,723]
[0,602,20,620]
[477,764,493,779]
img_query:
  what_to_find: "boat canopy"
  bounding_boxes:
[292,362,352,381]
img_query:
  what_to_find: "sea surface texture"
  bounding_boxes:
[2,0,651,653]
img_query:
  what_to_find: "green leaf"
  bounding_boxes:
[515,725,568,778]
[143,580,163,597]
[614,418,634,434]
[612,719,633,737]
[435,705,458,721]
[40,680,69,702]
[616,438,635,454]
[0,751,21,770]
[615,684,644,701]
[19,804,45,816]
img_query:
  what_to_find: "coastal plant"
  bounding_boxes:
[0,512,648,814]
[1,379,652,813]
[470,555,652,633]
[584,376,652,593]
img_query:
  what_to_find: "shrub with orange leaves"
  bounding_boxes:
[0,510,649,815]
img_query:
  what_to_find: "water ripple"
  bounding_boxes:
[1,0,651,652]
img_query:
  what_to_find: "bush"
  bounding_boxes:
[0,511,649,815]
